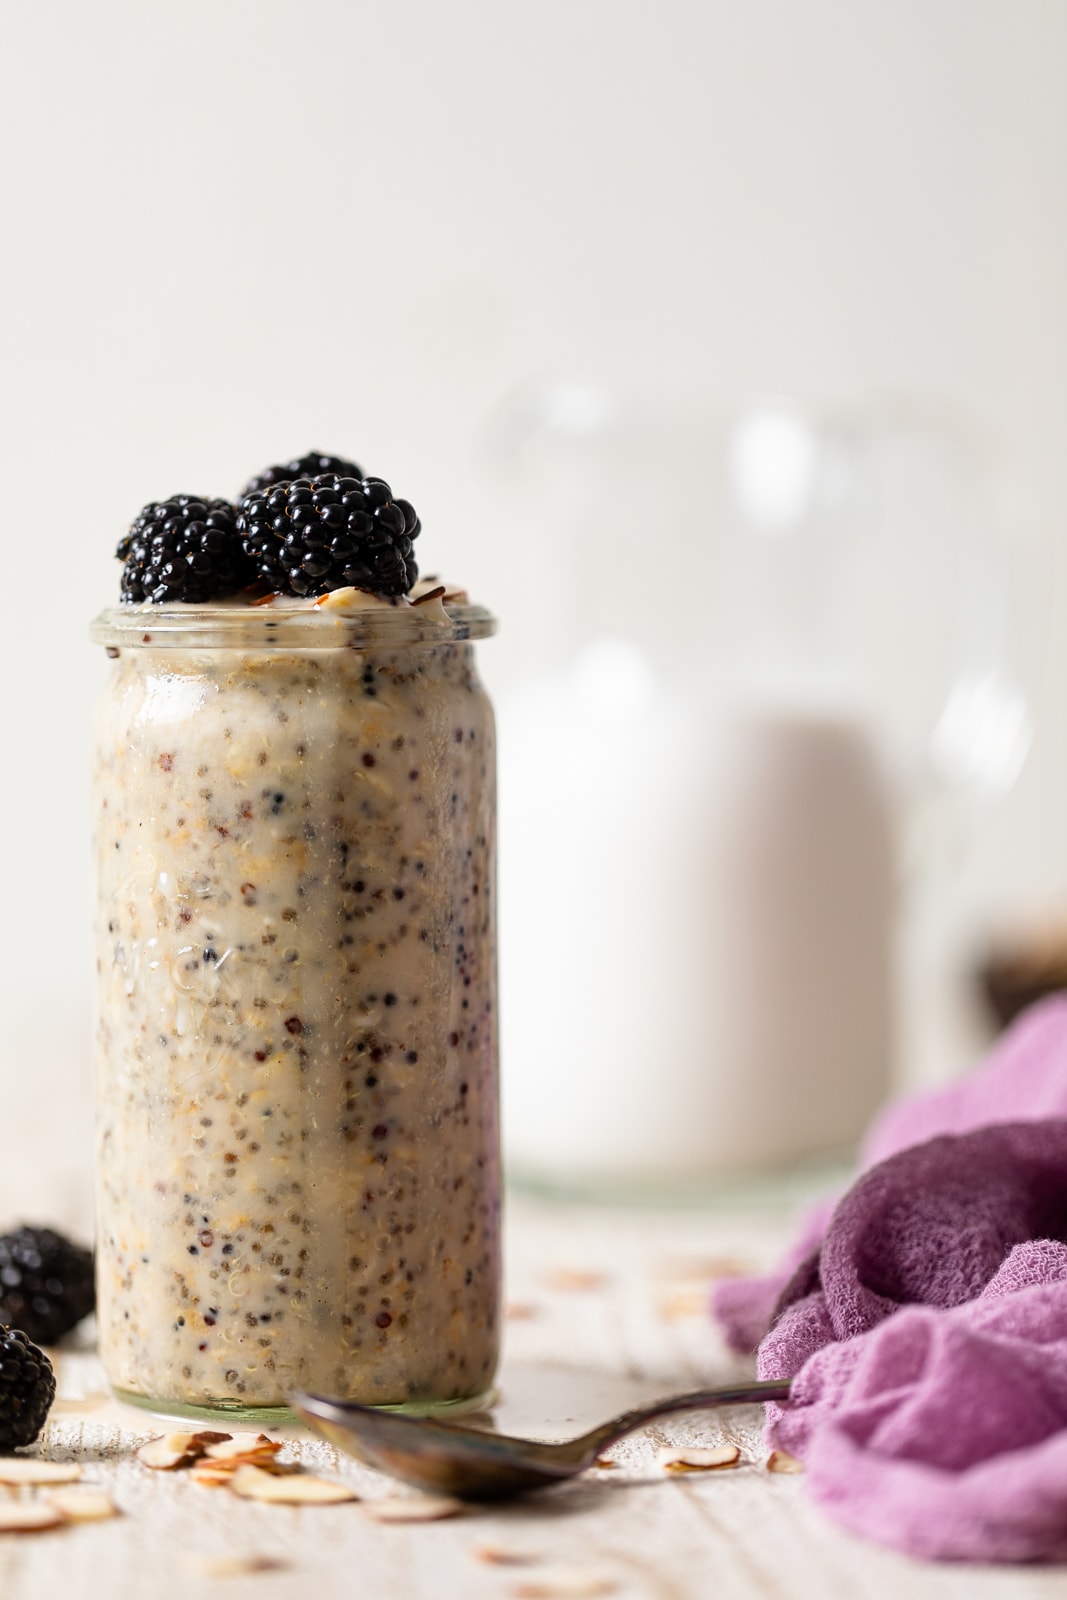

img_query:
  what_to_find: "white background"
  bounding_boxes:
[0,0,1064,1217]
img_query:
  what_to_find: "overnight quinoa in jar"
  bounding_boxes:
[90,456,500,1420]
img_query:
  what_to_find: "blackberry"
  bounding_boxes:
[0,1327,55,1451]
[237,473,420,598]
[117,496,252,604]
[239,452,364,501]
[0,1227,95,1346]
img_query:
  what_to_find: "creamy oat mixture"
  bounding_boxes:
[91,588,499,1411]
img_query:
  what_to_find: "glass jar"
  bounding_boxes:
[89,594,499,1421]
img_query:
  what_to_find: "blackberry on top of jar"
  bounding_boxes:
[239,451,364,500]
[237,473,420,598]
[117,495,251,604]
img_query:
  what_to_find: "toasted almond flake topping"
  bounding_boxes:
[229,1464,356,1504]
[409,585,447,607]
[0,1460,82,1486]
[45,1490,119,1522]
[658,1444,740,1472]
[542,1267,607,1292]
[594,1457,617,1470]
[0,1502,67,1533]
[473,1541,541,1566]
[190,1467,237,1488]
[767,1449,804,1475]
[364,1494,465,1523]
[512,1569,618,1598]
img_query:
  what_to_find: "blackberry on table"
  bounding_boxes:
[0,1226,95,1347]
[239,452,364,501]
[237,473,420,598]
[118,496,252,604]
[0,1327,55,1451]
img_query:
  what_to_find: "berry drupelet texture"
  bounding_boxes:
[0,1327,55,1450]
[239,452,365,500]
[0,1226,96,1347]
[118,496,252,605]
[237,473,420,598]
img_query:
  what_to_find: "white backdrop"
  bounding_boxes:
[1,0,1064,1219]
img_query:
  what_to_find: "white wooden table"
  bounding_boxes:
[2,1194,1064,1599]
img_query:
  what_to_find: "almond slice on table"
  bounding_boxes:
[541,1267,607,1292]
[137,1431,231,1470]
[202,1433,283,1465]
[364,1493,464,1523]
[653,1252,754,1281]
[0,1502,68,1533]
[658,1444,740,1473]
[505,1302,540,1321]
[45,1490,120,1522]
[512,1569,618,1598]
[229,1464,357,1504]
[0,1460,82,1486]
[190,1466,237,1488]
[472,1541,542,1566]
[183,1553,288,1578]
[657,1288,710,1320]
[766,1449,804,1475]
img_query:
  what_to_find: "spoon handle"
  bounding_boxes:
[584,1377,792,1455]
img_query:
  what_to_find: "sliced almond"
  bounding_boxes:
[654,1253,753,1280]
[45,1490,119,1522]
[541,1267,606,1292]
[182,1553,288,1577]
[513,1569,617,1598]
[473,1541,541,1565]
[230,1464,356,1504]
[203,1432,281,1463]
[364,1493,464,1523]
[137,1431,230,1470]
[136,1438,199,1471]
[0,1460,82,1486]
[658,1444,740,1473]
[0,1502,67,1533]
[190,1467,237,1488]
[593,1457,617,1470]
[658,1288,709,1320]
[766,1449,804,1475]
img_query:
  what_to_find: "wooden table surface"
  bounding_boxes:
[2,1194,1063,1600]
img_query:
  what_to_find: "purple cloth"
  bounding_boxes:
[715,997,1067,1355]
[710,998,1067,1561]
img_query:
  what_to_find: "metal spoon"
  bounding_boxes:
[293,1378,791,1500]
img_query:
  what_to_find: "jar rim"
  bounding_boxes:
[89,597,496,651]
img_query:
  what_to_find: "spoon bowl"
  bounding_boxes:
[293,1378,792,1500]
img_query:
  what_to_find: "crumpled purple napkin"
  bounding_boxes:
[716,996,1067,1354]
[711,997,1067,1561]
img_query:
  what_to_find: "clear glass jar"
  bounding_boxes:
[89,595,499,1421]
